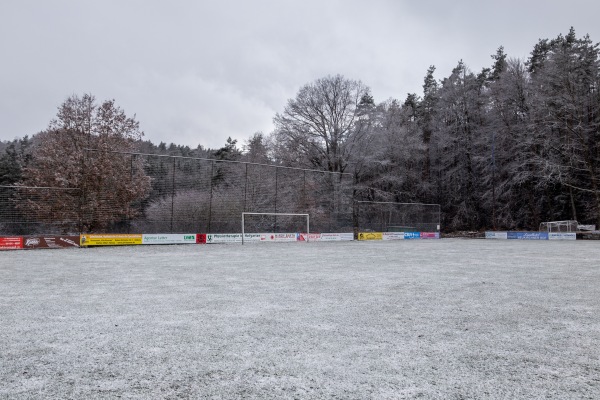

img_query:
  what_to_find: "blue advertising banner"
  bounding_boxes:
[404,232,421,240]
[507,232,549,240]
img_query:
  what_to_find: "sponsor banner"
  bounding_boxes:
[296,233,320,241]
[420,232,440,239]
[382,232,404,240]
[260,233,298,242]
[404,232,421,240]
[0,236,23,250]
[297,232,354,242]
[207,232,355,243]
[485,231,508,239]
[324,232,354,241]
[358,232,383,241]
[80,234,143,246]
[23,236,80,249]
[142,234,197,245]
[206,233,263,243]
[548,232,576,240]
[196,234,207,244]
[507,232,549,240]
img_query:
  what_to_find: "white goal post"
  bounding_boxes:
[539,220,578,233]
[241,212,310,244]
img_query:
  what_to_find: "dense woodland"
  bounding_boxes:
[1,28,599,232]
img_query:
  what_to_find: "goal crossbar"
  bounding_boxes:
[241,212,310,244]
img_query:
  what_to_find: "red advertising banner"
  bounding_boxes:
[22,236,81,249]
[0,237,23,250]
[196,234,207,244]
[420,232,440,239]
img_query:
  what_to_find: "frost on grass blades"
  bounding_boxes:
[1,240,599,399]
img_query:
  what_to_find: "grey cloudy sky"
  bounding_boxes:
[1,0,599,149]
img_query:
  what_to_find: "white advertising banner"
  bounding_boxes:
[382,232,405,240]
[259,233,298,242]
[297,233,321,241]
[485,232,508,239]
[142,234,197,245]
[327,233,354,241]
[207,232,355,243]
[297,233,354,241]
[548,232,577,240]
[206,233,263,243]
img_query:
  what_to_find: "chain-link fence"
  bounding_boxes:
[0,185,81,235]
[0,150,354,235]
[133,151,354,234]
[356,201,441,233]
[0,151,445,236]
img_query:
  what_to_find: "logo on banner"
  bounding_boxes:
[25,238,41,247]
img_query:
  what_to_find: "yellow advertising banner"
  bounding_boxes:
[357,232,383,241]
[80,234,143,246]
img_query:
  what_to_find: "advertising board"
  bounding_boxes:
[142,234,197,245]
[23,236,80,249]
[403,232,421,240]
[382,232,404,240]
[507,232,549,240]
[358,232,383,241]
[0,237,23,250]
[297,233,354,241]
[324,233,354,241]
[485,231,508,239]
[548,232,577,240]
[260,233,298,242]
[296,233,320,241]
[80,234,143,246]
[420,232,440,239]
[205,233,263,244]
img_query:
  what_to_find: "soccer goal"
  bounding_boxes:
[539,220,578,233]
[241,212,310,244]
[356,201,441,233]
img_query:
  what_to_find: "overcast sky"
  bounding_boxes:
[1,0,599,149]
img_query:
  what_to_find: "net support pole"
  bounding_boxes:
[242,213,245,245]
[306,214,310,242]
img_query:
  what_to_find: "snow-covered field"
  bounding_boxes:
[1,239,599,399]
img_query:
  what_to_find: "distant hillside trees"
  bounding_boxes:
[0,136,31,186]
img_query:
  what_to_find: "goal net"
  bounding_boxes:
[241,212,310,244]
[539,220,578,233]
[356,201,441,233]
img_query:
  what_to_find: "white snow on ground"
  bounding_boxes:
[1,239,599,399]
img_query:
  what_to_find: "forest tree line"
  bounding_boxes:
[1,28,599,232]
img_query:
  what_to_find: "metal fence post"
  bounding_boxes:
[244,163,248,212]
[208,160,214,233]
[170,157,176,233]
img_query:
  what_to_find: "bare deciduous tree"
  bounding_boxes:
[273,74,370,173]
[20,94,151,232]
